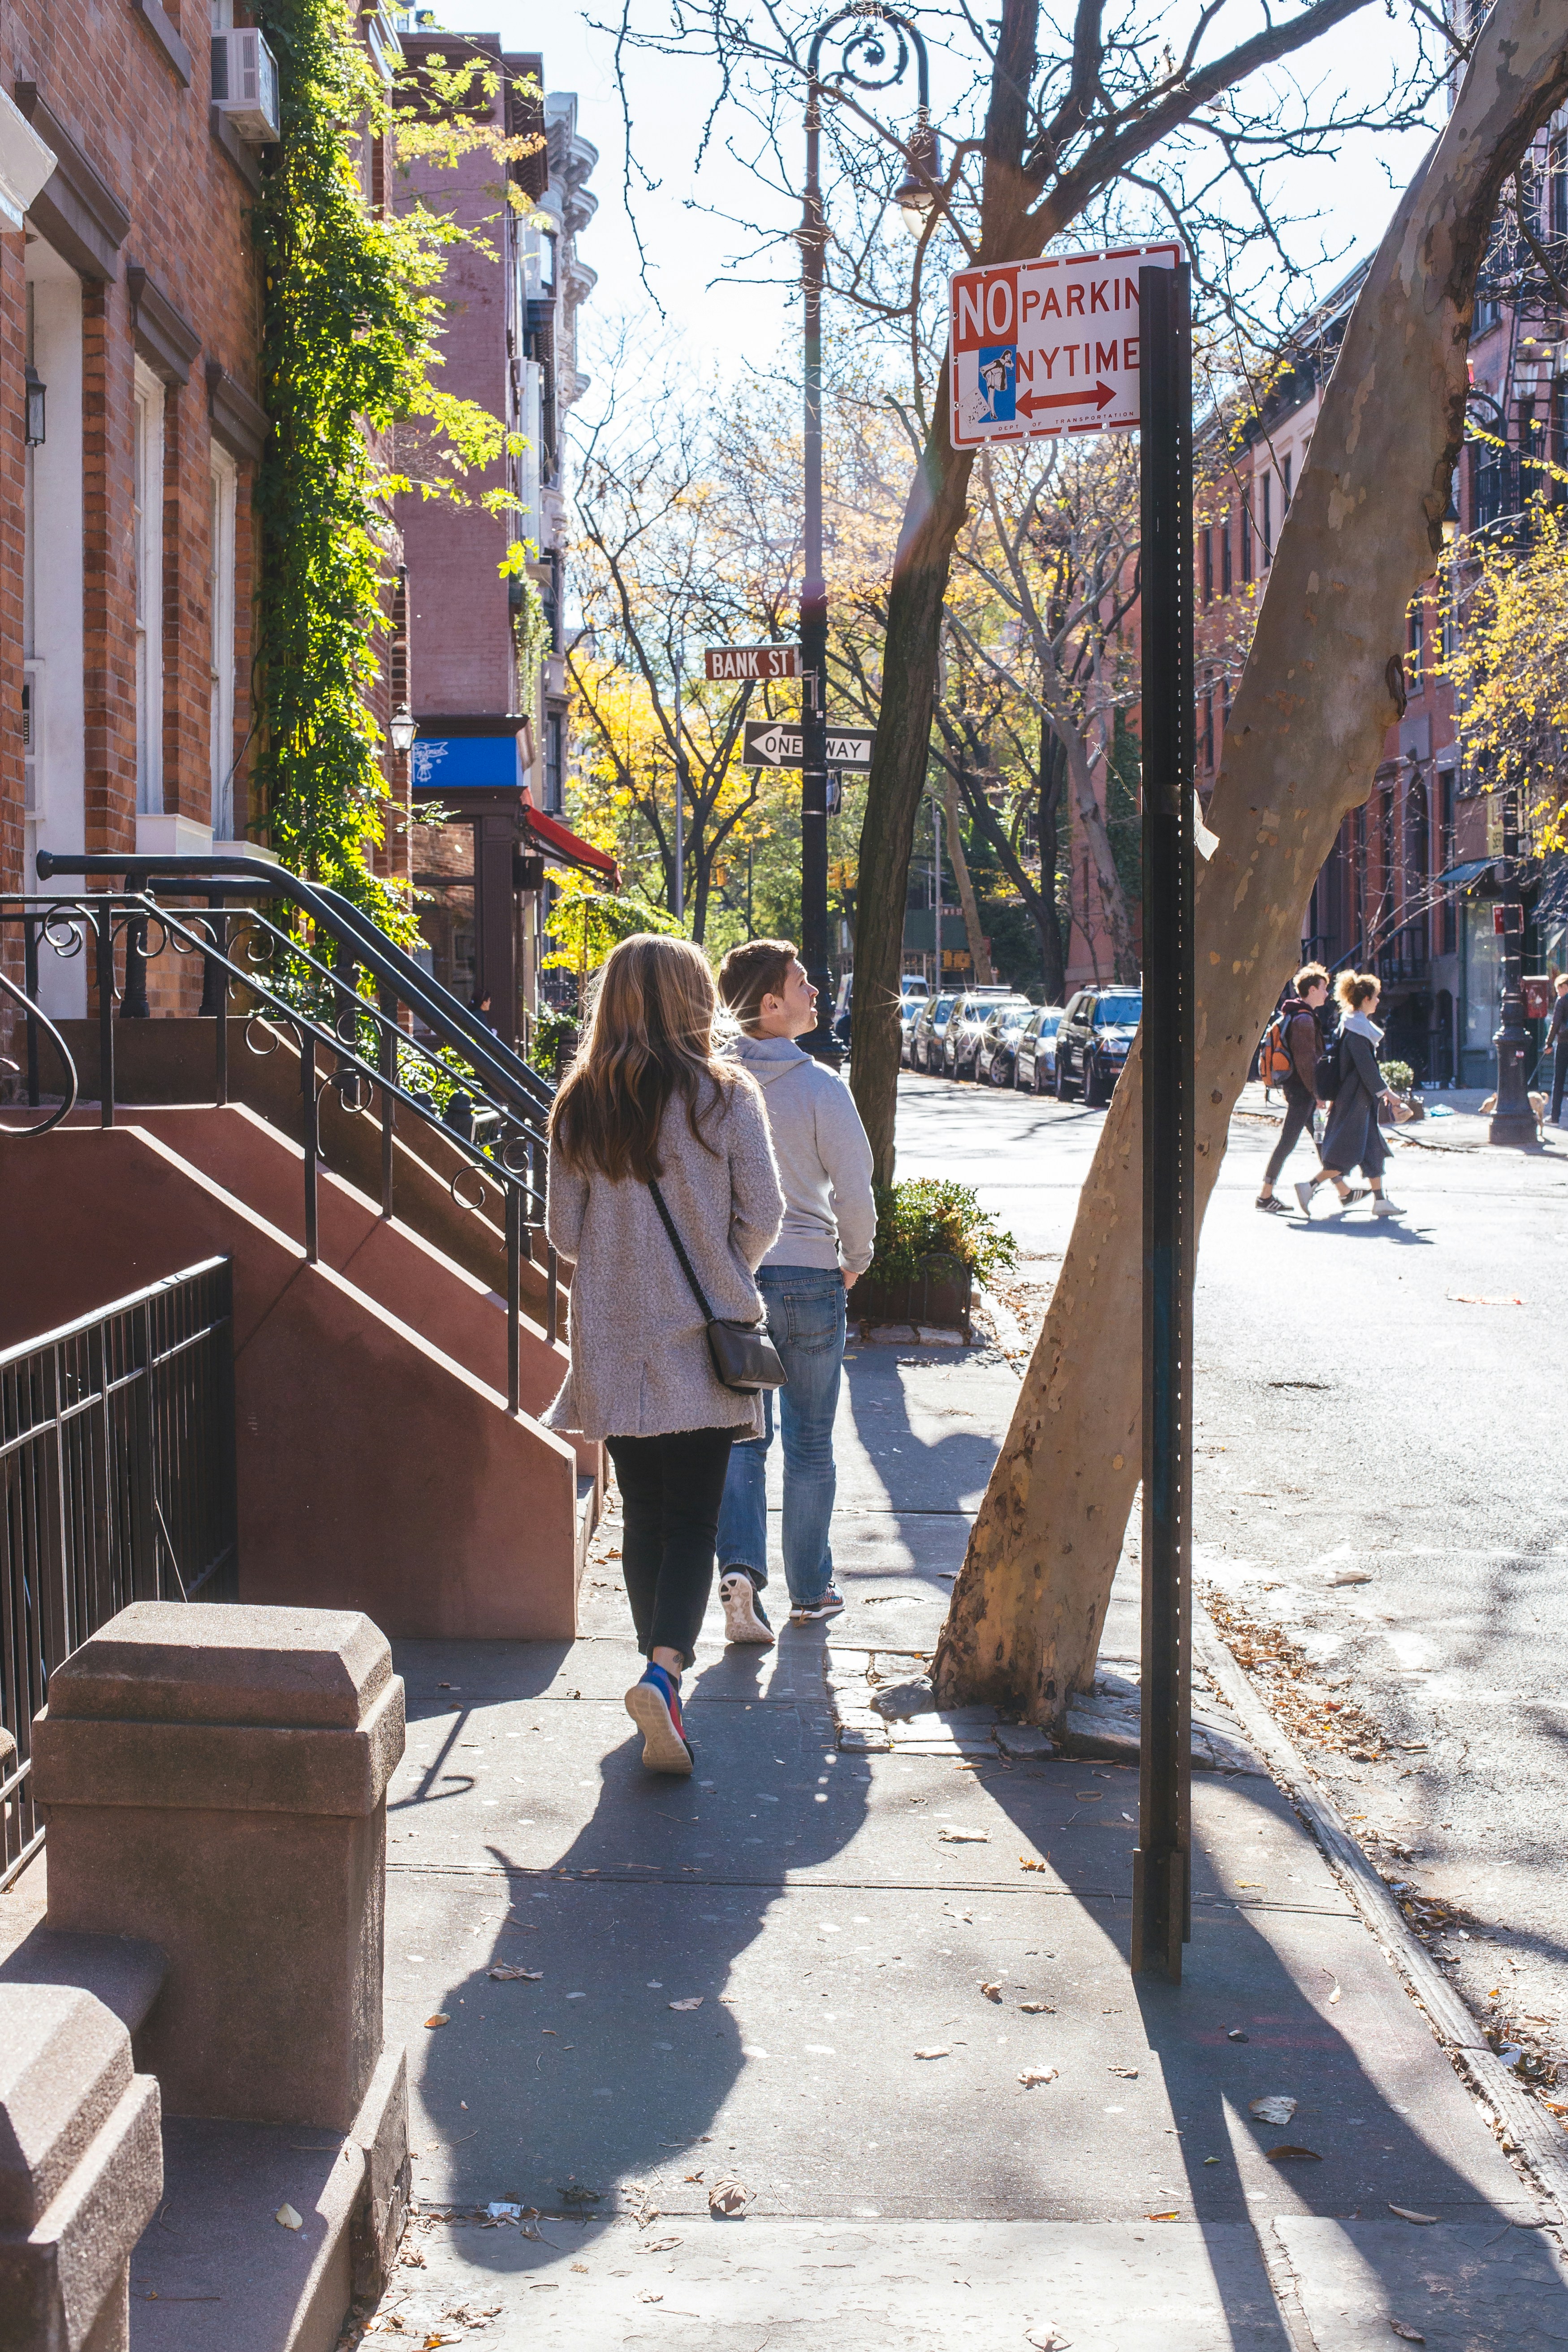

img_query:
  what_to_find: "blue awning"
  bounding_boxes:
[1436,857,1495,889]
[410,735,523,792]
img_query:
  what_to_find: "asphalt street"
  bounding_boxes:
[894,1065,1568,2095]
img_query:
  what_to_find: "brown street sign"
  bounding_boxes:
[704,644,803,682]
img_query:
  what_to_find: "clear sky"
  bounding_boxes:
[458,4,1443,377]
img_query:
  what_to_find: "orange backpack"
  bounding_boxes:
[1260,1010,1295,1086]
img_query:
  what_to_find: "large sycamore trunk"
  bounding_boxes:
[934,0,1568,1720]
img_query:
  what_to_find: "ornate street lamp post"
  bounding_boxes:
[797,4,937,1058]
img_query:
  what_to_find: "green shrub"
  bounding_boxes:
[865,1178,1019,1290]
[1380,1058,1415,1094]
[529,1002,577,1081]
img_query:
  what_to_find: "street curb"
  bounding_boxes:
[1194,1602,1568,2226]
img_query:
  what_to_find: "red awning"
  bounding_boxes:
[521,792,619,885]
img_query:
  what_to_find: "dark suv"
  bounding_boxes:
[1054,986,1143,1105]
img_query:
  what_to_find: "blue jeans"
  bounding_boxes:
[716,1266,846,1608]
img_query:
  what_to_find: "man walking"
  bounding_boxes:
[1256,963,1330,1214]
[1549,974,1568,1126]
[713,940,876,1636]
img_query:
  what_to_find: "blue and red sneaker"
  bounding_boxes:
[625,1662,693,1776]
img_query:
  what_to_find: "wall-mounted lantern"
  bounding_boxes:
[389,705,418,756]
[24,363,45,447]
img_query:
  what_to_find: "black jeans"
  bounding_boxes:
[1553,1040,1567,1123]
[605,1427,736,1670]
[1263,1085,1317,1186]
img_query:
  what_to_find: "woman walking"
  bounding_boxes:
[546,936,785,1774]
[1296,971,1405,1219]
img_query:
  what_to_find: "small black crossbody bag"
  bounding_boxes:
[646,1178,788,1394]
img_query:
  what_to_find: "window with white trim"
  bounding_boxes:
[133,360,165,814]
[209,446,238,837]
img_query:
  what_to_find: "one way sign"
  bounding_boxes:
[949,241,1182,449]
[742,720,874,770]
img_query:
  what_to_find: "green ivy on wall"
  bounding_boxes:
[252,0,522,935]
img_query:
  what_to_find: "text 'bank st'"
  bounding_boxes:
[950,242,1181,449]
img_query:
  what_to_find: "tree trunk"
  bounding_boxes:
[1036,731,1067,1003]
[848,0,1040,1184]
[945,774,994,983]
[1061,701,1137,985]
[933,0,1568,1722]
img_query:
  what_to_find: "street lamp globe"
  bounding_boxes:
[389,705,418,757]
[894,117,940,238]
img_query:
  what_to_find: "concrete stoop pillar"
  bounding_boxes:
[0,1984,163,2352]
[18,1601,411,2352]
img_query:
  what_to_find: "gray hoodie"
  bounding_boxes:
[726,1035,877,1275]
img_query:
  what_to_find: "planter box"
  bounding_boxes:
[854,1253,972,1341]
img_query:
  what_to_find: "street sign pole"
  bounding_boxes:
[1130,261,1194,1983]
[798,74,837,1062]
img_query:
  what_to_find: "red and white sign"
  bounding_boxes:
[949,242,1182,450]
[704,644,802,683]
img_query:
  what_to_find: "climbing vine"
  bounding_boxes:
[252,0,531,933]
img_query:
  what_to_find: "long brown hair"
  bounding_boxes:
[549,934,738,1182]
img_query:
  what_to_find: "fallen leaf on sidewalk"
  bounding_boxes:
[1448,1293,1524,1306]
[647,2237,682,2252]
[915,2046,952,2060]
[423,2015,450,2029]
[1109,2065,1140,2080]
[275,2203,302,2231]
[708,2179,750,2218]
[1146,2211,1179,2221]
[488,1966,542,1982]
[938,1828,990,1843]
[1019,2002,1055,2014]
[1020,1857,1049,1871]
[560,2185,602,2205]
[669,1997,703,2011]
[1388,2206,1438,2225]
[981,1982,1003,2002]
[1018,2067,1058,2088]
[1265,2145,1322,2163]
[637,2291,664,2303]
[1389,2324,1425,2343]
[1249,2096,1297,2126]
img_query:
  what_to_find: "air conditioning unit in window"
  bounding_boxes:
[211,27,281,142]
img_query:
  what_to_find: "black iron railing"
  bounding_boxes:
[4,852,559,1403]
[0,1258,238,1888]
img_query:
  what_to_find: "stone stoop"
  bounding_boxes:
[0,1124,589,1641]
[0,1605,418,2352]
[129,2049,409,2352]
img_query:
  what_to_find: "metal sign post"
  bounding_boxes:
[1129,260,1195,1983]
[948,241,1196,1985]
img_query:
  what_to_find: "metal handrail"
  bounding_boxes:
[2,887,561,1398]
[34,851,555,1119]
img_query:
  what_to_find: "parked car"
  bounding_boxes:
[976,1000,1037,1085]
[942,988,1024,1079]
[831,973,853,1051]
[1054,987,1143,1105]
[898,976,931,1064]
[1012,1004,1066,1094]
[910,993,957,1072]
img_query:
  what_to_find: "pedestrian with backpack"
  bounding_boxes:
[711,939,877,1635]
[546,935,786,1775]
[1295,971,1405,1219]
[1256,964,1330,1214]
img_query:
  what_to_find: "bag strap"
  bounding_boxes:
[646,1176,716,1323]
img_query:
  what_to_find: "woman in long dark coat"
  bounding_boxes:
[1295,972,1405,1219]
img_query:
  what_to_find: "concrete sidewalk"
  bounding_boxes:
[355,1339,1568,2348]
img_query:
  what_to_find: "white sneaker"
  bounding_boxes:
[719,1571,775,1647]
[1372,1196,1406,1217]
[1294,1180,1316,1218]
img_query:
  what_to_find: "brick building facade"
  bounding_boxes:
[2,4,274,1017]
